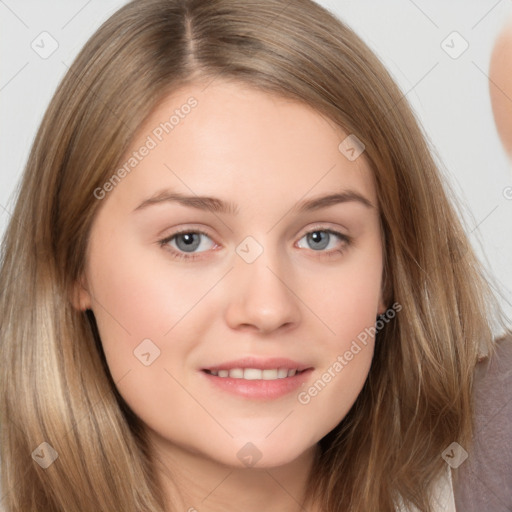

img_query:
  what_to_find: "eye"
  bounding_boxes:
[158,226,351,261]
[296,228,350,253]
[159,230,216,259]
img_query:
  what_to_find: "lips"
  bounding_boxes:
[200,357,313,397]
[201,365,313,400]
[202,357,311,375]
[204,367,304,380]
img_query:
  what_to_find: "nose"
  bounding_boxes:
[224,246,301,335]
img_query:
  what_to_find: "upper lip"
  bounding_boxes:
[202,357,312,372]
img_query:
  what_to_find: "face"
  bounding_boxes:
[79,80,386,469]
[490,18,512,161]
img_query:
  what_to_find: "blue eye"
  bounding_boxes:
[159,230,216,257]
[296,229,349,252]
[158,227,351,261]
[174,232,204,252]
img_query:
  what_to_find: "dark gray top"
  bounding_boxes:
[453,333,512,511]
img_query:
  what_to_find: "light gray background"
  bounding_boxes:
[1,0,511,321]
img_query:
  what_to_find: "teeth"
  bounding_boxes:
[207,367,301,380]
[244,368,262,380]
[262,369,278,380]
[229,368,244,378]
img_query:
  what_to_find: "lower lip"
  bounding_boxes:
[201,369,313,400]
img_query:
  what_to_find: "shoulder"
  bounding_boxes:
[453,332,512,511]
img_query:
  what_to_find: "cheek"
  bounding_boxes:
[86,231,220,341]
[296,346,373,448]
[84,231,216,384]
[309,241,384,344]
[296,242,383,423]
[84,235,214,427]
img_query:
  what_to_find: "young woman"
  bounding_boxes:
[0,0,509,510]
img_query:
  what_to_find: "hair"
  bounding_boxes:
[0,0,509,510]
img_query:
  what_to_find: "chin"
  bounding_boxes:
[231,437,316,470]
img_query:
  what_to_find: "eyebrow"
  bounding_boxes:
[132,189,375,215]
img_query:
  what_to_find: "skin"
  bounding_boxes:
[77,80,386,512]
[490,17,512,160]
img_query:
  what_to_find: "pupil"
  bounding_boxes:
[308,231,329,250]
[176,233,200,252]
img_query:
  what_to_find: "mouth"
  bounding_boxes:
[203,367,308,380]
[200,357,313,399]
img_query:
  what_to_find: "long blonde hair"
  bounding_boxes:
[0,0,508,510]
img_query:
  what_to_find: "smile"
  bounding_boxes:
[204,368,305,380]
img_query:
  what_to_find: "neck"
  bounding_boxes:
[149,435,321,512]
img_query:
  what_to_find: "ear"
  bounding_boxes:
[71,274,92,311]
[377,295,387,317]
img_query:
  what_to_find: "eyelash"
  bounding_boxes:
[157,227,352,261]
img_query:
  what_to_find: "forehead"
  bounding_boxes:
[109,80,377,211]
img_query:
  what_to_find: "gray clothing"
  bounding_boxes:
[453,334,512,511]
